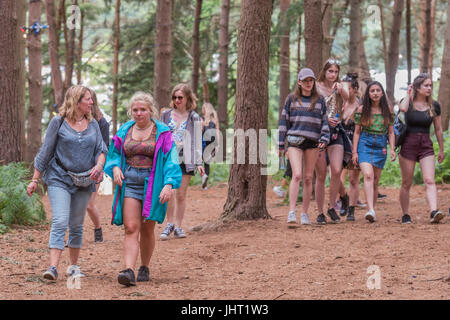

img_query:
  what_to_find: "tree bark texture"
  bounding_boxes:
[76,0,85,84]
[321,0,333,62]
[420,0,432,74]
[218,0,230,145]
[406,0,411,84]
[64,0,77,91]
[279,0,290,120]
[378,0,388,74]
[0,0,23,163]
[386,0,404,105]
[112,0,120,135]
[349,0,361,73]
[358,19,371,81]
[17,0,27,161]
[191,0,202,97]
[154,0,173,110]
[27,0,44,163]
[437,0,450,131]
[222,0,273,221]
[45,0,64,109]
[297,13,302,73]
[304,0,323,76]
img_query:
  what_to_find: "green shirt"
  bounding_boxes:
[354,112,393,135]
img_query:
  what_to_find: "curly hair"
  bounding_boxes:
[59,85,92,122]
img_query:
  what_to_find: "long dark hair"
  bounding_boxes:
[318,59,341,83]
[360,81,392,128]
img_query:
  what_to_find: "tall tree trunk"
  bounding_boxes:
[321,0,333,62]
[428,0,436,73]
[349,0,361,73]
[76,0,85,84]
[64,0,77,91]
[26,0,44,163]
[437,0,450,131]
[0,0,23,163]
[386,0,404,105]
[17,0,27,160]
[201,66,209,103]
[420,0,431,74]
[279,0,290,120]
[297,13,302,73]
[378,0,388,74]
[304,0,323,75]
[154,0,173,110]
[406,0,412,84]
[191,0,202,97]
[112,0,120,136]
[44,0,64,109]
[331,0,350,46]
[222,0,273,221]
[358,19,371,81]
[217,0,230,147]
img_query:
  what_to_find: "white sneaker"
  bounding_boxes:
[273,186,286,198]
[365,210,376,223]
[287,211,297,224]
[66,265,85,277]
[300,213,311,225]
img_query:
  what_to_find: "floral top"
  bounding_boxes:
[354,113,393,135]
[167,116,188,145]
[124,124,157,168]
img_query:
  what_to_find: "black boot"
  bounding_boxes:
[340,194,349,216]
[346,206,355,221]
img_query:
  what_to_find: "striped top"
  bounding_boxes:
[278,94,330,150]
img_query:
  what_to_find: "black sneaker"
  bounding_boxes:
[118,268,136,287]
[346,206,355,221]
[401,214,412,224]
[327,208,340,223]
[340,194,349,216]
[377,193,387,199]
[137,266,150,282]
[316,213,327,225]
[94,228,103,243]
[430,210,444,224]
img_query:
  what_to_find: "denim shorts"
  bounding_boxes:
[357,131,388,169]
[124,166,152,201]
[47,186,92,250]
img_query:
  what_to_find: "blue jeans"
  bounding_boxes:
[47,186,92,250]
[357,131,388,169]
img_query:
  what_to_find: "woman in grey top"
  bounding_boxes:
[26,85,108,281]
[159,83,205,240]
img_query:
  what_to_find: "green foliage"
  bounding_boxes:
[190,163,230,186]
[0,163,46,234]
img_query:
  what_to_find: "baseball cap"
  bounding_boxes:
[298,68,316,81]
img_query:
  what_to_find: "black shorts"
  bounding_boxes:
[287,139,318,150]
[180,163,195,176]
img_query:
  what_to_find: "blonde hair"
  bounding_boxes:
[169,83,197,111]
[59,85,93,122]
[128,91,159,119]
[202,102,219,128]
[89,89,103,121]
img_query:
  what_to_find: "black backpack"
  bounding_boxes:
[393,110,407,151]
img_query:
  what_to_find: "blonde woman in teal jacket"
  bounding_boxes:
[104,92,181,286]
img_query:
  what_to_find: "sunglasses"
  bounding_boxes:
[327,58,341,66]
[172,95,184,101]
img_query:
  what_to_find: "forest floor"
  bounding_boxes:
[1,180,450,300]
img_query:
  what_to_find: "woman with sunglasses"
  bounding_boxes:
[279,68,329,226]
[352,81,396,223]
[314,58,350,224]
[160,83,205,240]
[398,73,445,224]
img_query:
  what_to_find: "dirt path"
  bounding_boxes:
[1,182,449,300]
